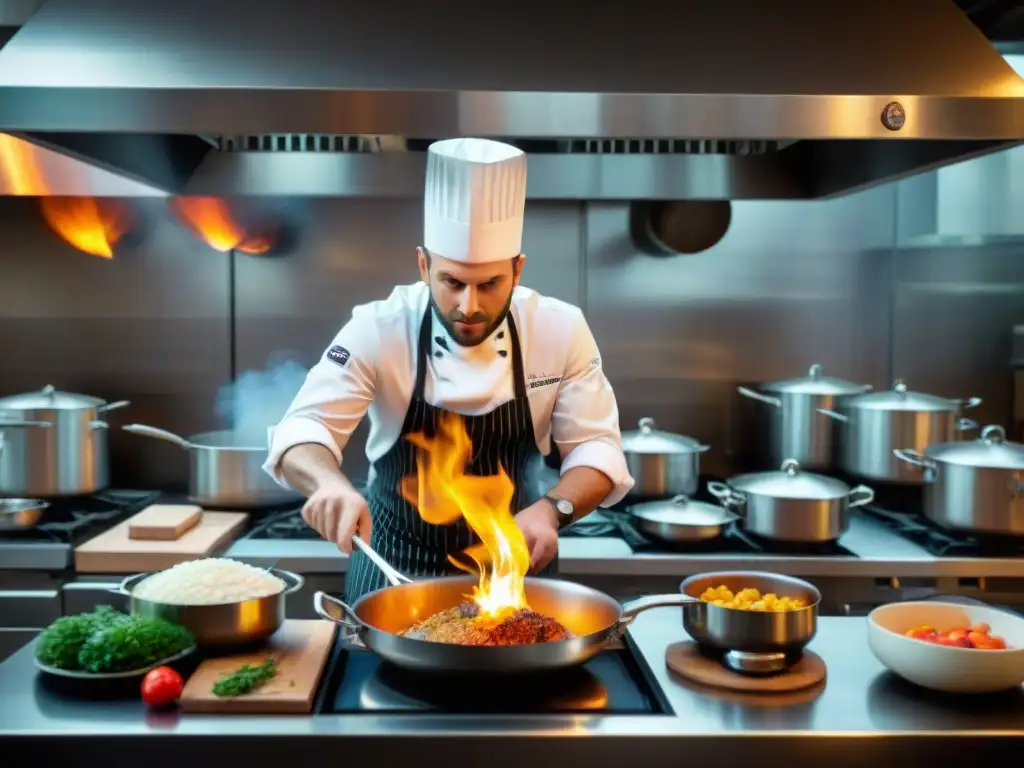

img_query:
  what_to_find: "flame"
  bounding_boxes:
[170,197,275,254]
[400,411,531,619]
[0,134,130,259]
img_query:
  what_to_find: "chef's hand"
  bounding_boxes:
[514,502,560,572]
[301,480,371,554]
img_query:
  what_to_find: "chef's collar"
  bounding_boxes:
[429,308,510,362]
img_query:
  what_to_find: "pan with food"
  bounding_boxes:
[313,538,821,674]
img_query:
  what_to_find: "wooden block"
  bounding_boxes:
[128,504,203,541]
[665,641,827,693]
[74,511,249,574]
[179,620,337,714]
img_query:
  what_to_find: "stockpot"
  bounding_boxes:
[621,417,710,500]
[738,363,870,471]
[122,424,301,509]
[893,425,1024,536]
[708,459,875,543]
[818,380,981,484]
[0,385,130,497]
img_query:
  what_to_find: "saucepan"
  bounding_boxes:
[627,494,739,543]
[313,537,820,674]
[122,424,301,509]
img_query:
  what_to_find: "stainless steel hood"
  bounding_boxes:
[0,0,1022,199]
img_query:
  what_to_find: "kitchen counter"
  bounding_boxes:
[225,514,1024,579]
[1,613,1021,767]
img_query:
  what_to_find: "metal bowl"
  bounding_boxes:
[0,498,50,530]
[115,567,305,647]
[678,571,820,655]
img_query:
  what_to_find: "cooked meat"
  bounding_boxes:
[401,602,572,646]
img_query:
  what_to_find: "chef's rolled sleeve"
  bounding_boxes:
[263,309,380,488]
[550,312,634,507]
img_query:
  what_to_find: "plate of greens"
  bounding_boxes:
[34,605,196,680]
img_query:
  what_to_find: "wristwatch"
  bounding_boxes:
[544,494,575,529]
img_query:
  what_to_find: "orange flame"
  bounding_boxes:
[400,411,530,619]
[0,134,130,259]
[170,197,275,254]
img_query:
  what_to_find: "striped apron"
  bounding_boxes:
[344,303,558,603]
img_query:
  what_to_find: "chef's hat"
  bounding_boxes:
[423,138,527,264]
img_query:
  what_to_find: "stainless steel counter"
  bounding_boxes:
[224,514,1024,579]
[0,612,1021,767]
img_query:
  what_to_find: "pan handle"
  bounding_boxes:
[275,569,306,595]
[615,594,700,635]
[313,590,366,649]
[816,408,849,423]
[121,424,193,449]
[707,481,746,514]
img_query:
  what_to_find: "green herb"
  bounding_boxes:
[35,605,131,670]
[212,658,277,697]
[77,616,194,674]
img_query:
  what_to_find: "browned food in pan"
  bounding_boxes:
[401,600,573,646]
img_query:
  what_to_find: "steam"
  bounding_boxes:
[216,352,309,442]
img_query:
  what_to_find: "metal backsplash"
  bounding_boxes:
[0,160,1021,490]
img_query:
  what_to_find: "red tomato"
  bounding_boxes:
[141,666,184,707]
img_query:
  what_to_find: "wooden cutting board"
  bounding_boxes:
[179,620,337,714]
[128,504,203,541]
[74,510,249,573]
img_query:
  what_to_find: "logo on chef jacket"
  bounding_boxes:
[589,357,601,369]
[326,345,351,367]
[528,372,562,390]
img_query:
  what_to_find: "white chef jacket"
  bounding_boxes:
[264,282,633,507]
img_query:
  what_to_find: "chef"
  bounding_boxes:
[264,137,633,603]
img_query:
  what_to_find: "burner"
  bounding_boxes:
[318,649,665,715]
[862,506,1024,557]
[0,489,160,544]
[242,506,310,539]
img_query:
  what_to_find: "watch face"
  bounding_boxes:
[555,499,573,516]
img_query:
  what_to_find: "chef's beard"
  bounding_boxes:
[430,291,514,348]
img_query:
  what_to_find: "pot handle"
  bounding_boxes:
[816,408,848,423]
[847,485,875,508]
[956,418,978,434]
[707,481,746,514]
[737,386,781,408]
[956,397,983,411]
[313,590,366,648]
[98,400,130,414]
[275,569,306,595]
[616,593,701,634]
[121,424,193,449]
[892,448,936,471]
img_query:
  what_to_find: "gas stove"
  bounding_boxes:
[0,490,159,570]
[562,509,858,557]
[316,643,668,715]
[862,506,1024,558]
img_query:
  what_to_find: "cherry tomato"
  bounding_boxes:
[904,623,1009,651]
[141,666,184,708]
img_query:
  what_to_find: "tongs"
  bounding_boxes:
[352,535,412,587]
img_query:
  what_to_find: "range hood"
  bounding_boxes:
[0,0,1022,200]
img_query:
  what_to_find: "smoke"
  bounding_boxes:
[216,351,309,442]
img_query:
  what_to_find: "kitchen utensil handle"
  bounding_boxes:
[707,481,745,514]
[313,590,365,649]
[352,535,412,586]
[847,485,875,508]
[956,418,978,433]
[957,397,983,411]
[816,408,848,422]
[737,386,781,408]
[276,569,305,595]
[121,424,192,448]
[0,420,52,428]
[892,448,935,470]
[98,400,131,414]
[617,594,700,631]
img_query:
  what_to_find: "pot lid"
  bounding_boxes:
[629,495,736,525]
[620,417,707,455]
[845,380,965,412]
[729,459,851,500]
[925,425,1024,469]
[0,385,105,410]
[761,364,867,396]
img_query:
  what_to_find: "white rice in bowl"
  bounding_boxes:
[133,558,286,605]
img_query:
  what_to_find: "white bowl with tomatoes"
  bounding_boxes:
[867,601,1024,693]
